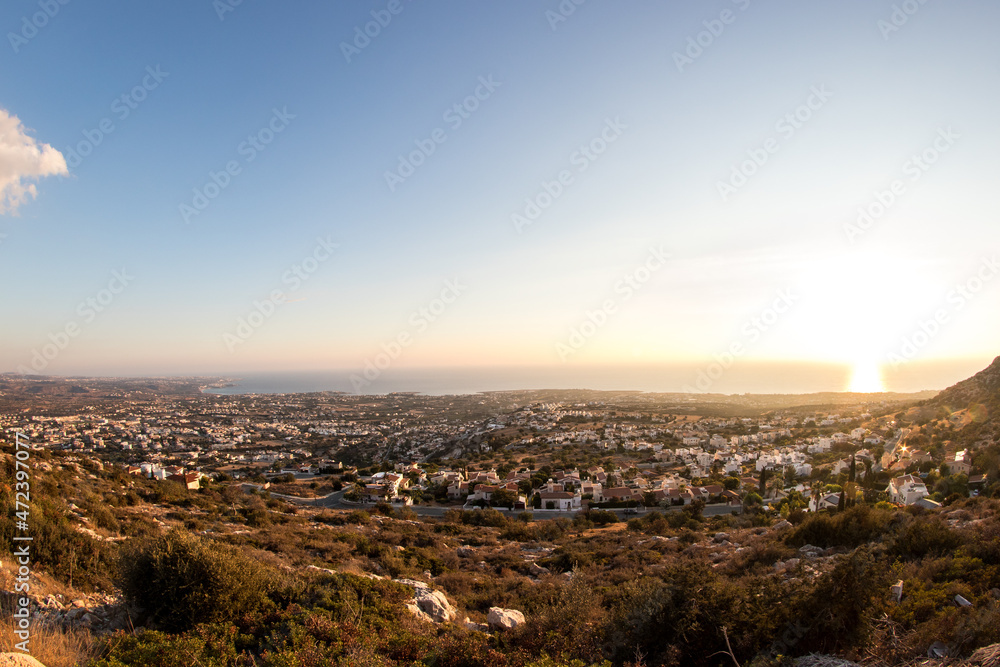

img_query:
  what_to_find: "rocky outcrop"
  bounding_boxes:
[395,579,458,623]
[487,606,525,630]
[18,592,132,635]
[463,616,489,632]
[0,654,48,667]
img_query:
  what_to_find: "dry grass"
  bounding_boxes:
[965,643,1000,667]
[581,522,627,537]
[0,618,96,667]
[0,563,97,666]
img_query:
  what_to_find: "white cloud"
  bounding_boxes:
[0,108,67,215]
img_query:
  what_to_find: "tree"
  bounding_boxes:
[491,489,517,509]
[723,476,740,491]
[778,490,807,517]
[759,468,768,496]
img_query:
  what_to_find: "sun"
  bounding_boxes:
[848,360,886,393]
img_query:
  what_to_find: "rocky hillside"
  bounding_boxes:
[924,356,1000,444]
[930,356,1000,410]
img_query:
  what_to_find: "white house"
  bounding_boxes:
[538,491,581,511]
[886,474,929,505]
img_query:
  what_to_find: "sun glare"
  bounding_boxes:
[848,360,886,393]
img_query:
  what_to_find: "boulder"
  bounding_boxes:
[463,616,489,632]
[712,532,730,543]
[772,520,793,531]
[487,606,525,631]
[799,544,823,558]
[529,563,550,576]
[890,580,904,603]
[405,601,434,624]
[0,655,48,667]
[928,641,950,659]
[395,579,458,623]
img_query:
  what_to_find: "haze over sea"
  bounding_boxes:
[201,359,989,397]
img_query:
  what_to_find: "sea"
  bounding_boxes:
[201,359,988,397]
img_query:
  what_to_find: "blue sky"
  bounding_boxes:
[1,0,998,391]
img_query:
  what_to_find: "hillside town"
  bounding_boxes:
[1,377,990,513]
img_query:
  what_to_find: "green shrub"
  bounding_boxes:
[786,504,894,549]
[117,529,277,633]
[89,626,249,667]
[886,516,963,560]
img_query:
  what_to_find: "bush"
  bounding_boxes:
[886,515,963,560]
[588,510,619,525]
[117,529,277,633]
[89,626,246,667]
[786,504,894,549]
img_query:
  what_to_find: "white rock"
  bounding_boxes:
[0,654,48,667]
[394,579,458,623]
[890,580,903,603]
[487,606,525,630]
[405,601,434,623]
[463,616,489,632]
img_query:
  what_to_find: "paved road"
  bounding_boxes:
[241,484,741,520]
